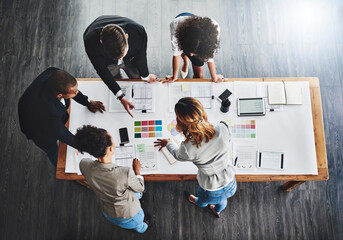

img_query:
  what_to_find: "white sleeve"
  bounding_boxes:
[170,19,183,56]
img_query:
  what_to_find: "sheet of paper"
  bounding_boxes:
[135,144,158,171]
[168,83,214,112]
[65,147,95,175]
[114,145,135,168]
[258,151,284,170]
[234,81,257,98]
[257,83,284,111]
[285,82,303,104]
[268,82,286,104]
[109,83,132,112]
[132,83,155,112]
[233,143,258,170]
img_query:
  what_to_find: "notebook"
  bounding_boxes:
[268,82,302,105]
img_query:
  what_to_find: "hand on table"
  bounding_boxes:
[154,139,170,151]
[147,74,161,83]
[163,75,177,84]
[121,97,135,118]
[133,158,141,175]
[212,74,226,83]
[87,100,106,113]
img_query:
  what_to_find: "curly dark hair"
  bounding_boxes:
[74,125,112,158]
[175,16,220,61]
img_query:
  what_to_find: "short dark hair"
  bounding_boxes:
[100,24,127,60]
[175,16,220,61]
[45,69,77,95]
[75,125,112,158]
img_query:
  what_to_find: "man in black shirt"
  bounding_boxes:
[18,67,105,166]
[84,15,160,117]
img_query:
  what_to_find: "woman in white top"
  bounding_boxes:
[165,12,225,83]
[154,97,236,217]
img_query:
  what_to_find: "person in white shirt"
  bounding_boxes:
[165,12,225,83]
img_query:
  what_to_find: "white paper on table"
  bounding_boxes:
[135,144,158,172]
[109,83,132,112]
[233,142,258,170]
[234,81,257,98]
[132,83,156,112]
[168,82,214,112]
[65,146,95,175]
[284,82,303,105]
[257,151,285,170]
[114,145,135,168]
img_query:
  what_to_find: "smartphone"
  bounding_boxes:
[217,89,232,102]
[119,128,129,144]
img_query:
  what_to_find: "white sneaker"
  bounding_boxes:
[181,70,188,79]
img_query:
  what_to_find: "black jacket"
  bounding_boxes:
[18,67,89,149]
[84,15,149,95]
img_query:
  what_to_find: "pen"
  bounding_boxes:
[234,157,238,166]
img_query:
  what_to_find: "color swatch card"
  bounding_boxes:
[134,120,163,138]
[226,118,257,139]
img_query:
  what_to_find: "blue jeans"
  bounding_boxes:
[195,178,237,213]
[103,193,147,233]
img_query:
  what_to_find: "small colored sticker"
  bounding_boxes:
[251,134,256,138]
[135,133,141,138]
[149,120,155,125]
[142,127,148,132]
[142,133,149,138]
[134,121,141,126]
[134,127,141,132]
[149,126,155,131]
[137,144,145,152]
[155,126,162,131]
[155,120,162,125]
[142,121,148,126]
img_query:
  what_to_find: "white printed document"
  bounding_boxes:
[109,83,132,112]
[168,82,214,112]
[132,83,156,112]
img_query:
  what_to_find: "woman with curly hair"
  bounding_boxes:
[154,97,236,217]
[165,13,225,83]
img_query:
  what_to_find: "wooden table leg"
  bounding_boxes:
[282,181,306,191]
[76,180,90,188]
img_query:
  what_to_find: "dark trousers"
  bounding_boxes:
[34,140,59,167]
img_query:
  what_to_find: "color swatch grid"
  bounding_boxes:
[134,120,163,138]
[227,119,256,139]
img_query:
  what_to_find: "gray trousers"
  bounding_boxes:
[107,60,141,79]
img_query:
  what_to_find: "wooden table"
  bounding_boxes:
[56,77,328,191]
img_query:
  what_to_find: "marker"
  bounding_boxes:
[234,157,238,166]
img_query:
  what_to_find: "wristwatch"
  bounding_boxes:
[117,93,125,100]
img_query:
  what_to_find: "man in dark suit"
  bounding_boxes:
[84,15,160,117]
[18,67,105,166]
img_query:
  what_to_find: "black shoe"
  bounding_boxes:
[144,213,152,226]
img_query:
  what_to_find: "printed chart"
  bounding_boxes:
[134,120,163,138]
[227,119,257,139]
